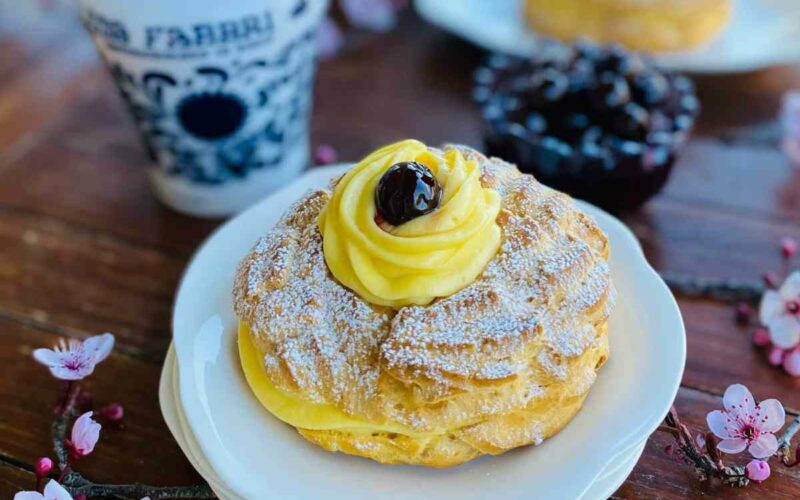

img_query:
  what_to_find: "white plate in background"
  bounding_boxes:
[414,0,800,73]
[170,165,685,500]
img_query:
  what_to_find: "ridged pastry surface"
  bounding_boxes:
[233,144,615,467]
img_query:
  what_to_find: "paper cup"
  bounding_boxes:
[79,0,329,217]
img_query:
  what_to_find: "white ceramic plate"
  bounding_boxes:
[159,345,242,500]
[171,164,685,500]
[160,343,647,500]
[414,0,800,73]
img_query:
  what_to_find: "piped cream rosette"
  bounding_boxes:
[318,139,502,308]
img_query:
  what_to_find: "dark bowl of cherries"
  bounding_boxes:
[474,41,699,213]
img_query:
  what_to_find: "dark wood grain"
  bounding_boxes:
[1,2,800,498]
[0,317,202,488]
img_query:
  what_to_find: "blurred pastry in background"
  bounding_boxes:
[523,0,732,53]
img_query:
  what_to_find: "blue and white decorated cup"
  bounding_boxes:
[79,0,329,217]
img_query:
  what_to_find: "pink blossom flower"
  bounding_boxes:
[340,0,399,32]
[33,333,114,381]
[706,384,785,459]
[67,412,101,458]
[317,17,344,60]
[14,480,72,500]
[745,459,771,482]
[783,348,800,376]
[759,272,800,349]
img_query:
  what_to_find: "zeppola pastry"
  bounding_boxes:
[523,0,732,53]
[233,139,615,467]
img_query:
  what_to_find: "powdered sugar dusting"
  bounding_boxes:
[233,146,615,455]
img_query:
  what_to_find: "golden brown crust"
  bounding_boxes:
[233,145,614,466]
[523,0,731,53]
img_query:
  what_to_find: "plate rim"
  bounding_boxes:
[413,0,800,74]
[159,343,648,500]
[171,164,686,499]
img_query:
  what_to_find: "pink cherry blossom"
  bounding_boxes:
[745,459,771,482]
[33,333,114,381]
[759,272,800,349]
[340,0,399,32]
[14,480,73,500]
[706,384,785,459]
[68,412,101,458]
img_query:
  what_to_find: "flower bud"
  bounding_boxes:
[745,459,770,483]
[34,457,53,477]
[314,144,338,166]
[768,346,785,366]
[735,303,753,325]
[781,237,797,258]
[752,328,771,347]
[100,403,124,423]
[762,272,778,288]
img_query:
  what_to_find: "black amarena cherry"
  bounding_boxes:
[375,161,442,226]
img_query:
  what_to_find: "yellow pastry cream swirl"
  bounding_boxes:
[318,139,502,308]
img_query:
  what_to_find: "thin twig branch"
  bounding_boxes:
[661,273,765,302]
[660,408,800,487]
[50,386,215,499]
[778,415,800,466]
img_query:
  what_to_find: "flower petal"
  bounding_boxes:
[748,433,778,459]
[717,437,748,454]
[71,411,101,456]
[82,333,114,364]
[47,365,89,381]
[13,492,44,500]
[42,480,72,500]
[755,399,786,433]
[723,384,756,418]
[706,410,733,438]
[768,314,800,349]
[32,348,64,367]
[780,271,800,299]
[760,290,783,325]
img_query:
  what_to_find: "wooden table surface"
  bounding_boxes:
[1,2,800,498]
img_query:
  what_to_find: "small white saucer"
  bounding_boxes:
[414,0,800,73]
[159,343,647,500]
[168,164,685,500]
